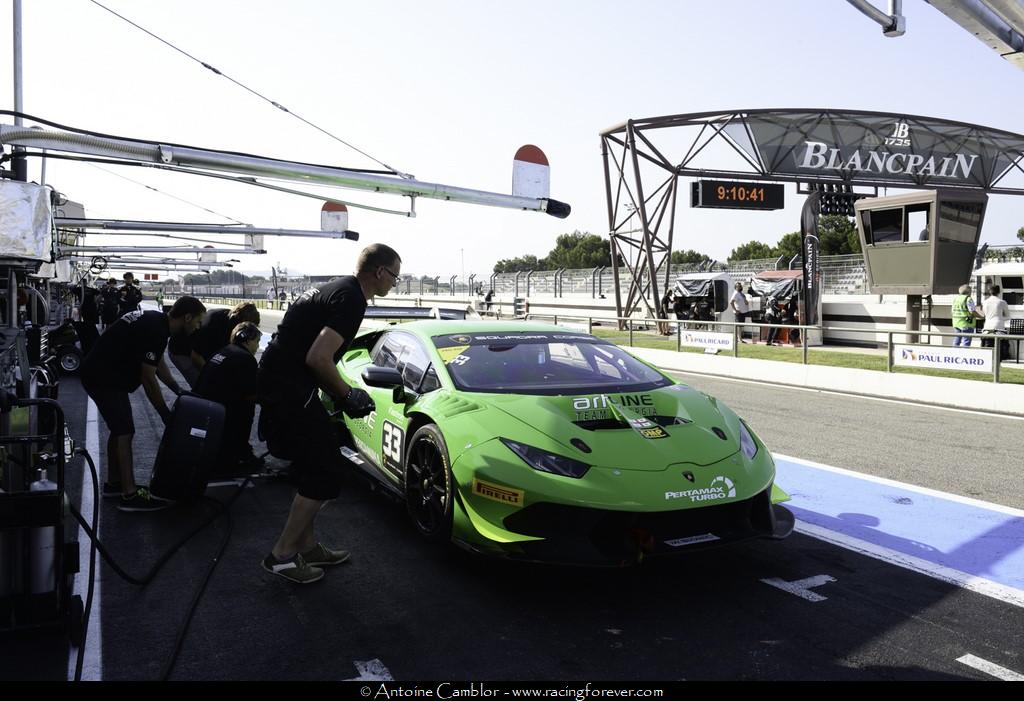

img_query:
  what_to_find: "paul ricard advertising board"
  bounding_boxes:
[893,344,992,374]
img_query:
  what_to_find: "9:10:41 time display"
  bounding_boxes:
[691,179,785,210]
[717,185,768,202]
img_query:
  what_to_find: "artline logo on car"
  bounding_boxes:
[572,394,654,410]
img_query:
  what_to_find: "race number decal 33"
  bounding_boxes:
[382,420,405,471]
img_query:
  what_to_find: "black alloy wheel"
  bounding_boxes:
[404,424,453,542]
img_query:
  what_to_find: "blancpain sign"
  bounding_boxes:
[680,330,734,351]
[893,344,992,374]
[798,141,978,180]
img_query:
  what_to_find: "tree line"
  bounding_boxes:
[492,216,862,273]
[728,215,861,262]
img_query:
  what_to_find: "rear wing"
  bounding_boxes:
[363,305,479,321]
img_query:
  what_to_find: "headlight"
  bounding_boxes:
[500,438,591,479]
[739,421,758,459]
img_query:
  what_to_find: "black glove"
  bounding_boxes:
[340,387,375,419]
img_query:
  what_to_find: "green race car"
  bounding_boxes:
[323,320,793,565]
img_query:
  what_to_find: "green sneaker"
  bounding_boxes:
[261,552,324,584]
[300,542,351,567]
[117,487,171,513]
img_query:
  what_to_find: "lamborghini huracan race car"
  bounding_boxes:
[323,320,793,565]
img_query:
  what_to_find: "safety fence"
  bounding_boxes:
[521,313,1024,385]
[174,254,871,300]
[188,297,1023,384]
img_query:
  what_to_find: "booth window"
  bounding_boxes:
[1002,276,1023,306]
[938,201,983,244]
[906,204,930,242]
[864,207,903,244]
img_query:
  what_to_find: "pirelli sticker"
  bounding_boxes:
[472,478,524,507]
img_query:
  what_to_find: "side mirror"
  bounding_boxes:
[361,365,403,388]
[361,365,408,403]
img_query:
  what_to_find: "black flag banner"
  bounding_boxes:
[800,192,821,326]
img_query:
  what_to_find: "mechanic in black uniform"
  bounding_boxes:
[99,278,121,330]
[190,302,261,371]
[117,272,143,316]
[194,321,262,476]
[74,281,101,354]
[81,297,206,512]
[258,243,399,584]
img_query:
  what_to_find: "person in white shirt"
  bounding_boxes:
[730,282,750,342]
[981,285,1010,354]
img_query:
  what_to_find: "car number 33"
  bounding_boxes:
[382,420,405,468]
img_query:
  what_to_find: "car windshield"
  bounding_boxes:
[432,331,672,395]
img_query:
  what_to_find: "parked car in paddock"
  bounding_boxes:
[323,321,793,565]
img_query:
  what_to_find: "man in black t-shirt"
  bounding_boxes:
[195,321,262,476]
[190,302,261,371]
[258,243,400,584]
[74,282,101,354]
[99,278,120,329]
[77,283,100,325]
[118,272,143,317]
[81,296,206,512]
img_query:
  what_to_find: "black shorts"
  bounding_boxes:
[82,377,135,436]
[262,395,346,501]
[259,350,346,501]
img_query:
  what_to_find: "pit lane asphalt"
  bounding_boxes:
[669,372,1024,511]
[2,362,1022,681]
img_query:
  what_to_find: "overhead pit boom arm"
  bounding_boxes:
[0,125,571,218]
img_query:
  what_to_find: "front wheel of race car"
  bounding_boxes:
[404,424,454,543]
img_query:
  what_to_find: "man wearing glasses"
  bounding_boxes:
[258,243,401,584]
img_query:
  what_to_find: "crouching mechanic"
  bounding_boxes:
[258,243,400,584]
[191,302,261,372]
[81,297,206,511]
[193,321,263,476]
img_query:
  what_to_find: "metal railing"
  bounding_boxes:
[195,296,289,311]
[520,313,1024,384]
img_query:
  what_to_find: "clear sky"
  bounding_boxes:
[1,0,1022,281]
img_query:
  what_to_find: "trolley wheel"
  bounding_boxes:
[67,595,85,647]
[58,348,82,374]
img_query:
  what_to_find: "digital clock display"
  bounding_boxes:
[691,180,785,210]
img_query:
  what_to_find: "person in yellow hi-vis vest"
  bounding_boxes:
[952,284,983,347]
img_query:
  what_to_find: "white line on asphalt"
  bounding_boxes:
[666,369,1024,422]
[956,654,1024,681]
[345,658,395,681]
[775,453,1024,518]
[795,522,1024,610]
[760,575,836,602]
[68,399,102,681]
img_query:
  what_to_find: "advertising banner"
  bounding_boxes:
[724,112,1024,191]
[893,344,992,374]
[679,329,734,352]
[800,192,821,326]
